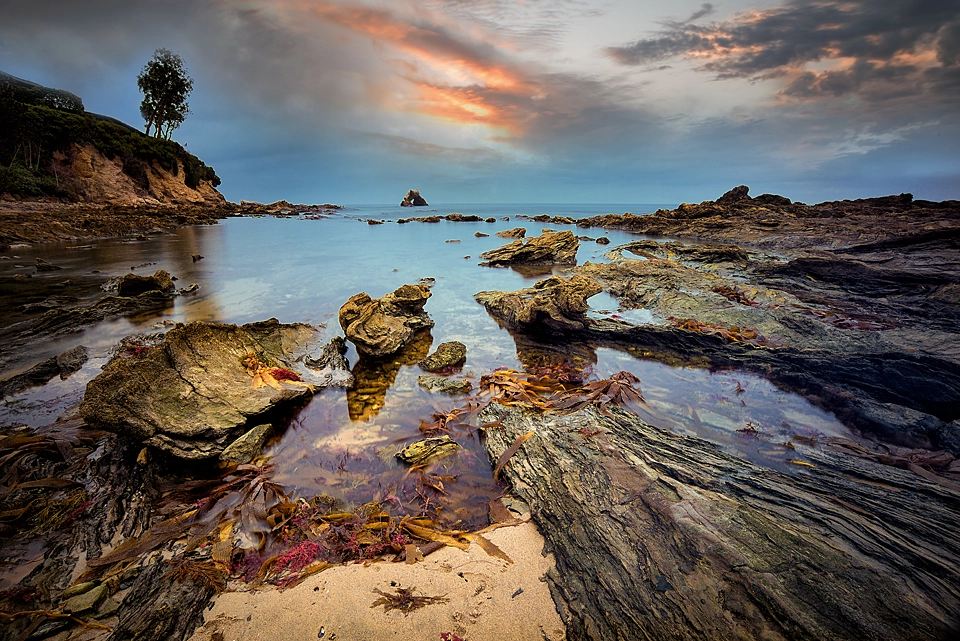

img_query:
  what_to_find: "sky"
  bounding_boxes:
[1,0,959,204]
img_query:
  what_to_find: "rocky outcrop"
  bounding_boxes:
[480,230,579,266]
[79,319,323,460]
[338,283,434,357]
[116,269,175,297]
[496,227,526,239]
[400,189,429,207]
[418,341,467,372]
[481,402,960,641]
[476,275,602,333]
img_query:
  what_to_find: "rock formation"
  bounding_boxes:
[79,319,324,460]
[480,230,579,266]
[338,283,434,357]
[476,275,602,333]
[116,269,175,297]
[400,189,429,207]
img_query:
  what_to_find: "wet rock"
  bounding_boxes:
[79,319,320,460]
[116,269,175,297]
[476,275,602,333]
[418,341,467,372]
[339,283,434,357]
[219,423,272,464]
[496,227,526,239]
[191,254,204,262]
[61,581,100,600]
[0,344,88,398]
[445,213,482,222]
[400,189,429,207]
[417,374,473,394]
[480,230,579,266]
[62,582,108,614]
[35,258,62,272]
[595,236,610,245]
[304,336,353,387]
[475,232,489,237]
[396,435,460,464]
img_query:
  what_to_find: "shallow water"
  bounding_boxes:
[1,204,857,527]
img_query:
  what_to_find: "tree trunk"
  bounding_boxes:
[479,402,960,640]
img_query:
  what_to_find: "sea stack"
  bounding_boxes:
[400,189,429,207]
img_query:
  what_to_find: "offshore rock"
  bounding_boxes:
[339,283,434,357]
[496,227,526,239]
[400,189,429,207]
[476,275,602,333]
[116,269,175,297]
[480,230,579,266]
[79,319,320,460]
[418,340,467,372]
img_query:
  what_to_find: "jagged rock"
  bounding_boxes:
[304,336,354,387]
[219,423,272,464]
[496,227,526,239]
[79,319,320,460]
[338,284,434,357]
[400,189,429,207]
[480,230,579,266]
[418,341,467,372]
[475,275,602,333]
[116,269,175,297]
[717,184,751,203]
[417,373,473,394]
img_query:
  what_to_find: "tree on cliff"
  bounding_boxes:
[137,49,193,140]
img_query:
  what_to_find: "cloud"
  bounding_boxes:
[606,0,960,107]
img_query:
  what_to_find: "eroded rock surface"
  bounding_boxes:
[476,275,602,333]
[339,283,434,357]
[480,230,579,266]
[116,269,175,297]
[79,319,321,460]
[481,402,960,641]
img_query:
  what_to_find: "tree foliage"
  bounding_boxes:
[137,48,193,140]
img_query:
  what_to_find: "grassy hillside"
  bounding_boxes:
[0,70,220,200]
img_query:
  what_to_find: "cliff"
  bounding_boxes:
[0,70,224,206]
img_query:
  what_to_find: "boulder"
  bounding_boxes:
[338,283,434,357]
[418,341,467,372]
[480,230,579,266]
[475,275,602,333]
[219,423,272,465]
[116,269,175,297]
[400,189,429,207]
[79,319,320,460]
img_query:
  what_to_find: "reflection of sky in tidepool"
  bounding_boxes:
[1,210,858,517]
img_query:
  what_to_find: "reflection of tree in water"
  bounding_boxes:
[346,329,433,421]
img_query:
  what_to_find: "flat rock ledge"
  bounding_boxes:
[79,319,324,460]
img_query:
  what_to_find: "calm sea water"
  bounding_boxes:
[0,204,855,528]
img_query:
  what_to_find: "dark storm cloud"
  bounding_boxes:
[607,0,960,103]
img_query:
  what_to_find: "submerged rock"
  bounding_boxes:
[417,373,473,394]
[339,283,434,357]
[400,189,429,207]
[396,435,460,464]
[79,319,320,460]
[476,275,602,333]
[35,258,62,272]
[116,269,175,297]
[418,340,467,372]
[480,230,579,266]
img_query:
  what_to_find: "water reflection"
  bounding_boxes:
[347,329,433,421]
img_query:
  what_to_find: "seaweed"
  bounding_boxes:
[370,585,449,613]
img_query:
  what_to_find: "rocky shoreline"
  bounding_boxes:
[1,187,959,641]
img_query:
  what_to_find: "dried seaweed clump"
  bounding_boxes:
[370,585,449,613]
